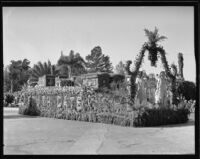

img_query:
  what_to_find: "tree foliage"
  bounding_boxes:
[4,66,11,92]
[177,81,196,100]
[29,60,57,83]
[144,27,167,67]
[57,50,86,78]
[86,46,113,73]
[115,61,126,75]
[5,59,31,92]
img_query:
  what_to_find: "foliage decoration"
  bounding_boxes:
[178,53,184,79]
[170,63,178,77]
[124,42,148,109]
[18,85,193,127]
[124,28,181,105]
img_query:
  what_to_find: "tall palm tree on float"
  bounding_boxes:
[125,27,178,109]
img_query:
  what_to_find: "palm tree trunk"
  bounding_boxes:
[10,80,13,93]
[67,65,71,79]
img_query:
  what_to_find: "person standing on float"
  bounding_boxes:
[135,71,147,105]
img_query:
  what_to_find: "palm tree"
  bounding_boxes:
[144,27,167,66]
[56,50,86,79]
[115,61,126,75]
[6,59,32,92]
[29,60,57,83]
[8,60,23,93]
[21,59,30,71]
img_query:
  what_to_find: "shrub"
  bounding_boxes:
[4,93,15,105]
[176,81,196,101]
[133,107,190,127]
[19,96,40,116]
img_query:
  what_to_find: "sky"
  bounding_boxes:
[3,7,196,82]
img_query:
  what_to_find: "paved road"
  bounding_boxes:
[3,107,195,154]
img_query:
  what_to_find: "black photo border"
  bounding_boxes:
[1,0,199,159]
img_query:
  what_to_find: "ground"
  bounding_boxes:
[3,107,195,154]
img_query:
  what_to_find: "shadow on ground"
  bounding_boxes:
[158,120,194,128]
[4,115,39,119]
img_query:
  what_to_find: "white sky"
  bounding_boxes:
[3,7,196,82]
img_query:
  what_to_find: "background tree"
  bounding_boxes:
[18,59,31,87]
[115,61,126,75]
[5,59,31,93]
[29,60,57,83]
[8,60,21,93]
[177,81,196,101]
[4,66,11,92]
[56,50,86,78]
[85,46,113,73]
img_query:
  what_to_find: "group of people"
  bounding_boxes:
[135,70,172,107]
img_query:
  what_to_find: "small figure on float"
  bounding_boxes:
[135,70,148,106]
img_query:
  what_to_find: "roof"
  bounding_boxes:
[81,72,121,77]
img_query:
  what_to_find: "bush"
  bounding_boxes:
[4,93,15,105]
[133,107,190,127]
[177,81,196,101]
[19,96,40,116]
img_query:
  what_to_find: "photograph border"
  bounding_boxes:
[1,0,199,158]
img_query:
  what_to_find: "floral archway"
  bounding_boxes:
[125,27,180,107]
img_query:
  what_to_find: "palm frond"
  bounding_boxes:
[144,27,167,44]
[34,64,42,76]
[38,61,45,75]
[43,62,48,74]
[156,36,167,42]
